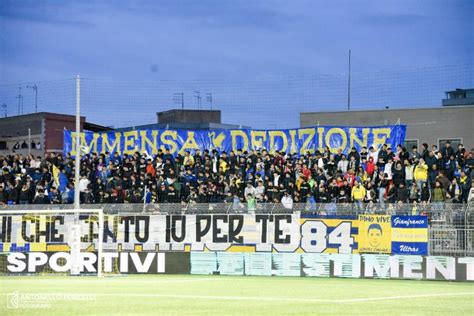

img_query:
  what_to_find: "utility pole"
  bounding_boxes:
[347,49,351,111]
[27,85,38,112]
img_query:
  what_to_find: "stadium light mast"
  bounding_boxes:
[74,75,81,210]
[347,49,351,111]
[27,84,38,112]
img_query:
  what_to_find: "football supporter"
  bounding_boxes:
[0,143,471,210]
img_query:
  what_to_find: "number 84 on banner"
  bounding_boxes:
[300,221,356,254]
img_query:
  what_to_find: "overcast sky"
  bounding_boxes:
[0,1,473,128]
[1,0,472,82]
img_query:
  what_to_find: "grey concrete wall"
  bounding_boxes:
[0,115,42,137]
[300,106,474,149]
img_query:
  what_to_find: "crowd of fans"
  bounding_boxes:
[0,142,473,209]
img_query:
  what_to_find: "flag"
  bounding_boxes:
[52,165,60,186]
[52,165,68,192]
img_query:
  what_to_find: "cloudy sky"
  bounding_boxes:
[0,0,473,127]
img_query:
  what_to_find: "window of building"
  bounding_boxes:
[438,138,462,149]
[403,139,418,150]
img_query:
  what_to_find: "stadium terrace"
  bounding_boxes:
[0,139,472,206]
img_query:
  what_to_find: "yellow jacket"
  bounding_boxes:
[351,185,366,201]
[220,160,228,172]
[414,163,428,181]
[183,155,195,166]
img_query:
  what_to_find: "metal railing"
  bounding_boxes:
[1,202,472,256]
[1,201,471,215]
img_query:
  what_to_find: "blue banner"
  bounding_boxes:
[391,215,428,229]
[391,216,428,255]
[63,125,406,157]
[391,242,428,255]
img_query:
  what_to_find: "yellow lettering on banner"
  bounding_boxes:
[325,128,347,153]
[349,128,370,149]
[269,130,288,153]
[70,132,82,155]
[230,130,249,152]
[71,132,99,155]
[87,133,100,153]
[372,128,392,149]
[101,132,122,154]
[140,130,158,155]
[123,131,139,155]
[160,130,178,154]
[209,131,226,149]
[179,131,200,155]
[289,130,297,153]
[298,128,315,155]
[251,131,267,150]
[317,127,325,151]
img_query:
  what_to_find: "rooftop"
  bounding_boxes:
[301,105,473,115]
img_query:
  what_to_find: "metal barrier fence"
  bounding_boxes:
[1,202,472,257]
[1,202,471,214]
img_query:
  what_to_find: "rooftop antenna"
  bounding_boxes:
[27,84,38,112]
[206,93,213,110]
[1,103,7,118]
[173,92,184,110]
[16,86,23,115]
[347,49,351,111]
[194,91,202,109]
